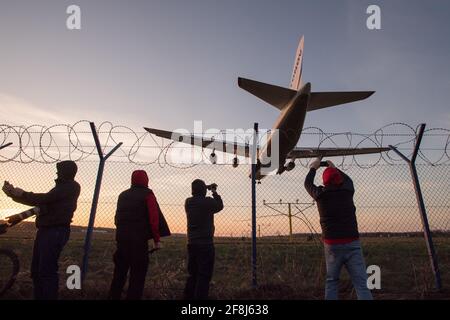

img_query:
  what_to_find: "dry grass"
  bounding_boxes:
[1,233,449,300]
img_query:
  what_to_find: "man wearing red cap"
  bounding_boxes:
[304,158,373,300]
[109,170,162,300]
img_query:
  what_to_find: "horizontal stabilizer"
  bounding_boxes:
[308,91,375,111]
[287,146,390,159]
[238,77,297,110]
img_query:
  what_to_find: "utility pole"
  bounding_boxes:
[262,199,316,240]
[288,203,293,241]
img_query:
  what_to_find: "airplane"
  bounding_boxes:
[145,36,389,180]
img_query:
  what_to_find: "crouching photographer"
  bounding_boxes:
[184,180,223,300]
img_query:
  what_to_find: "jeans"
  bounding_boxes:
[324,240,373,300]
[31,226,70,300]
[184,243,215,300]
[109,238,149,300]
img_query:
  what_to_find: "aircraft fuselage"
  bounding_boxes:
[256,82,311,179]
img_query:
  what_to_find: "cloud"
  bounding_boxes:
[0,93,73,126]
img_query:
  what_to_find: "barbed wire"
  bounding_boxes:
[0,120,449,167]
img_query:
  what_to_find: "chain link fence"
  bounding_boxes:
[0,121,449,299]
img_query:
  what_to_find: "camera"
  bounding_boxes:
[319,161,329,167]
[206,183,218,191]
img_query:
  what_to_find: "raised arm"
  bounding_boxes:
[304,168,322,200]
[209,191,224,214]
[12,184,76,206]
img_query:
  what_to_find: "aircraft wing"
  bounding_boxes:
[144,127,257,158]
[144,127,213,148]
[286,146,390,159]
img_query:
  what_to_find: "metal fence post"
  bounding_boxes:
[251,122,258,288]
[82,122,122,281]
[389,123,442,291]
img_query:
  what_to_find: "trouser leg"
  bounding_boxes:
[109,241,131,300]
[324,244,344,300]
[345,241,373,300]
[194,244,215,300]
[184,245,197,300]
[126,240,149,300]
[33,227,70,300]
[31,230,42,299]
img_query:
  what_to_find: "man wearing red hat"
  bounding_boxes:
[304,158,373,300]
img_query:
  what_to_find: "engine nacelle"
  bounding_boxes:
[232,157,239,168]
[285,161,295,171]
[209,152,217,164]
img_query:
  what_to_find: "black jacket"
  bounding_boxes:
[185,192,223,245]
[115,170,170,242]
[304,168,359,239]
[11,161,80,228]
[115,186,170,241]
[12,180,80,228]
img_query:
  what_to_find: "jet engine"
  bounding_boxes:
[285,161,295,171]
[209,151,217,164]
[232,156,239,168]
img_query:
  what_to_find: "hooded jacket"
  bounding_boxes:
[185,179,224,245]
[114,170,160,242]
[304,168,359,241]
[12,161,81,228]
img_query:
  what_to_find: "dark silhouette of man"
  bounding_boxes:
[304,158,373,300]
[109,170,161,300]
[184,179,223,300]
[2,160,80,300]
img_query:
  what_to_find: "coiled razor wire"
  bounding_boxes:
[0,120,449,168]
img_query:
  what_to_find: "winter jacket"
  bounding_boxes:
[185,192,224,245]
[11,161,80,228]
[115,170,162,242]
[304,168,359,240]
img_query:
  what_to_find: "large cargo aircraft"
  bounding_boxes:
[145,36,389,180]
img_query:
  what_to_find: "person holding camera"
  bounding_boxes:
[184,179,223,300]
[304,158,372,300]
[2,160,80,300]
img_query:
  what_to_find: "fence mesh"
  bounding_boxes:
[0,121,449,299]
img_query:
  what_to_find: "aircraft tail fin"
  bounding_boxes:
[290,36,304,91]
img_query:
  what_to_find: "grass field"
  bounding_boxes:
[1,231,449,300]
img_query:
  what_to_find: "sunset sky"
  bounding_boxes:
[0,0,449,235]
[1,0,449,131]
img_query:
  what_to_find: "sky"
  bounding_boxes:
[0,0,449,235]
[1,0,449,134]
